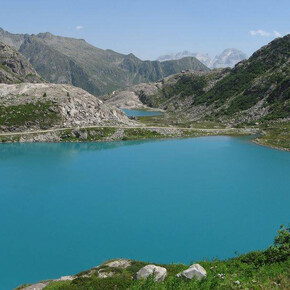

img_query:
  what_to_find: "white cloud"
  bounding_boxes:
[250,29,282,38]
[273,30,282,37]
[250,29,271,36]
[76,25,84,30]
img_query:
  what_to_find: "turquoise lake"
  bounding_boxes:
[122,109,163,117]
[0,136,290,289]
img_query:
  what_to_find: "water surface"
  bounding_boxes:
[122,109,163,117]
[0,136,289,289]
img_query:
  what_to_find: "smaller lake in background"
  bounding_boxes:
[122,109,163,117]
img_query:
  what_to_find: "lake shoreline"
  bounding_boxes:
[253,139,290,152]
[16,226,290,290]
[0,126,256,144]
[1,126,289,152]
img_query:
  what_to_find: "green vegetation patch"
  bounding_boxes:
[122,128,162,140]
[256,121,290,150]
[0,101,60,129]
[59,127,117,142]
[165,75,207,98]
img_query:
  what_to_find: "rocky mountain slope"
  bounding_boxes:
[0,83,131,132]
[157,49,247,68]
[0,42,132,133]
[0,42,43,83]
[110,35,289,125]
[0,28,209,96]
[102,69,228,110]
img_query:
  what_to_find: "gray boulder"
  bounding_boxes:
[21,283,50,290]
[105,259,131,269]
[136,265,167,282]
[176,264,206,280]
[97,270,114,278]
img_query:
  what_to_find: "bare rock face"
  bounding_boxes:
[176,264,207,280]
[105,259,131,268]
[0,83,133,132]
[21,282,50,290]
[0,42,43,84]
[97,270,115,279]
[103,82,160,110]
[136,265,167,282]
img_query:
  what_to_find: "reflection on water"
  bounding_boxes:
[0,139,162,159]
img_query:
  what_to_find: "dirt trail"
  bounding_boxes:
[0,125,238,137]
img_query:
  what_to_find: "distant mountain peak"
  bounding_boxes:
[37,32,53,38]
[157,48,247,69]
[209,48,247,68]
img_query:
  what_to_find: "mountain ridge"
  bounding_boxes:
[0,28,209,96]
[106,35,290,125]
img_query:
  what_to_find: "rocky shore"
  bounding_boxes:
[0,125,255,143]
[16,226,290,290]
[17,259,207,290]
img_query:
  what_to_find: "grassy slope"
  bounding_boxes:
[25,226,289,290]
[192,35,290,117]
[256,121,290,150]
[0,101,60,129]
[133,36,290,150]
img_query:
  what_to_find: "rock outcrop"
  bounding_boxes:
[0,42,43,84]
[176,263,207,280]
[0,83,133,132]
[102,82,162,109]
[105,259,131,268]
[135,265,167,282]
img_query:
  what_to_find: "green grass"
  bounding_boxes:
[0,101,60,129]
[138,114,226,129]
[164,75,207,99]
[59,127,117,142]
[42,226,290,289]
[0,63,12,73]
[122,128,162,140]
[255,121,290,150]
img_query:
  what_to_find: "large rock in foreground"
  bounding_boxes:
[0,83,133,132]
[136,265,167,282]
[176,263,207,280]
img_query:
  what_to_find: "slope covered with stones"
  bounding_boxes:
[0,83,132,132]
[0,42,43,84]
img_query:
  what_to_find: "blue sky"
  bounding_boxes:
[1,0,289,60]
